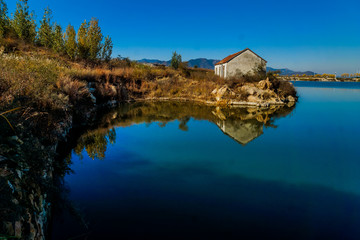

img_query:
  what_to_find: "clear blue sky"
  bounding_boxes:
[6,0,360,74]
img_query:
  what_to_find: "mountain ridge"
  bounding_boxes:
[137,58,316,76]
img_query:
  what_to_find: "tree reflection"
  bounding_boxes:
[73,128,116,160]
[70,102,295,161]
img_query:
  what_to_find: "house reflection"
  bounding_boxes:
[73,102,294,160]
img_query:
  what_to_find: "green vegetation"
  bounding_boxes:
[0,0,9,37]
[170,51,182,70]
[52,23,64,53]
[69,102,295,160]
[0,0,112,61]
[38,6,52,48]
[0,1,298,239]
[64,24,77,59]
[12,0,36,42]
[101,35,113,62]
[0,0,296,131]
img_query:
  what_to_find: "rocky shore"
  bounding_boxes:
[0,75,297,239]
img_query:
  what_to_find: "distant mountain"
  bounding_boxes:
[137,58,220,69]
[137,59,170,66]
[187,58,220,69]
[266,67,316,76]
[137,59,315,76]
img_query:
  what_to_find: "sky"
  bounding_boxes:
[6,0,360,74]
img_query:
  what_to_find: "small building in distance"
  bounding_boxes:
[214,48,267,78]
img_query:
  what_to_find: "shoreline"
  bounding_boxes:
[132,97,294,107]
[282,78,360,83]
[0,97,295,238]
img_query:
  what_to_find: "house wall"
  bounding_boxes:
[215,65,219,76]
[215,64,227,78]
[226,50,266,78]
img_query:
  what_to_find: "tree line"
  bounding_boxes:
[0,0,112,62]
[341,73,360,78]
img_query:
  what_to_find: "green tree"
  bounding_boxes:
[170,51,182,70]
[101,35,112,62]
[77,20,89,59]
[12,0,36,42]
[64,24,77,59]
[38,6,53,47]
[0,0,10,37]
[52,23,64,53]
[87,18,103,61]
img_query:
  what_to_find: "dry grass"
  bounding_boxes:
[0,37,297,115]
[0,53,68,110]
[56,75,93,105]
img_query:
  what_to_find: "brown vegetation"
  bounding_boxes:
[0,37,297,133]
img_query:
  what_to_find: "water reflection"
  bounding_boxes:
[73,128,116,160]
[73,102,294,160]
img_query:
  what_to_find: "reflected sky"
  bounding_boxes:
[52,83,360,239]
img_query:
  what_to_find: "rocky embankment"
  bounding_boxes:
[0,76,297,239]
[210,78,296,107]
[0,112,73,239]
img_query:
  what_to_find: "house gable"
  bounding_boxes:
[215,48,267,66]
[214,48,267,78]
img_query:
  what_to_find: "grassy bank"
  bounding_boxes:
[0,38,297,137]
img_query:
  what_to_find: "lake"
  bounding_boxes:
[51,81,360,240]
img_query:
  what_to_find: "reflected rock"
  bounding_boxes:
[71,102,295,160]
[0,100,295,239]
[216,119,263,145]
[211,105,291,145]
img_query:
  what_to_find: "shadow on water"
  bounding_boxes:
[51,164,360,240]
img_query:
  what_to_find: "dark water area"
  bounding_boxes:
[51,82,360,240]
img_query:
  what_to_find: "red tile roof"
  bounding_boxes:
[215,48,267,65]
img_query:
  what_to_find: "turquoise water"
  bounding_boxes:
[52,82,360,239]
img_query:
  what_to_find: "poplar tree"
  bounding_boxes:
[38,6,53,47]
[52,23,64,53]
[87,18,103,61]
[64,24,77,59]
[101,35,113,62]
[77,20,89,59]
[12,0,36,42]
[0,0,9,37]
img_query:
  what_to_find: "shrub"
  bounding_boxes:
[56,75,92,105]
[170,51,181,70]
[278,81,297,98]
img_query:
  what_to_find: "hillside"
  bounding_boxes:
[138,59,315,75]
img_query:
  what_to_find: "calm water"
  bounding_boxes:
[52,81,360,240]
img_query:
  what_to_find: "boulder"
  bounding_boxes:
[287,95,296,102]
[212,85,233,101]
[257,78,272,90]
[241,85,258,95]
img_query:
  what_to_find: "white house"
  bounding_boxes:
[214,48,267,78]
